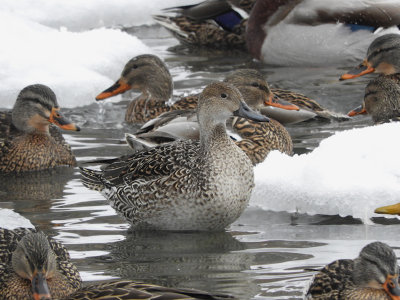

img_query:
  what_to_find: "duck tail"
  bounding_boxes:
[79,167,109,191]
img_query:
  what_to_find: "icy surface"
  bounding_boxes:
[0,209,34,229]
[251,122,400,222]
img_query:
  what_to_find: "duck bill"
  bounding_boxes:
[340,62,375,81]
[234,102,269,122]
[347,105,367,117]
[383,274,400,300]
[96,78,131,100]
[375,203,400,215]
[49,107,80,131]
[264,94,300,111]
[32,272,51,300]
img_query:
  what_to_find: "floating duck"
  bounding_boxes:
[82,82,269,231]
[0,84,80,173]
[348,75,400,123]
[305,241,400,300]
[246,0,400,66]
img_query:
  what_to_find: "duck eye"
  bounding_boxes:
[220,93,227,98]
[251,82,259,87]
[132,64,138,69]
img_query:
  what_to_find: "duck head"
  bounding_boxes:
[96,54,173,101]
[341,34,400,80]
[353,242,400,300]
[11,232,58,300]
[224,69,299,111]
[348,76,400,123]
[12,84,80,134]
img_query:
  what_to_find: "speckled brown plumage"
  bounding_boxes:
[305,242,400,300]
[65,280,234,300]
[83,82,268,231]
[0,84,78,173]
[0,228,82,299]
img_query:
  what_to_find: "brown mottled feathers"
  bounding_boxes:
[0,228,82,299]
[66,280,234,300]
[272,88,325,112]
[0,111,76,173]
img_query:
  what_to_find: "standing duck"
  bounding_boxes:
[0,84,80,173]
[340,34,400,80]
[246,0,400,66]
[347,76,400,123]
[305,241,400,300]
[126,68,294,165]
[0,228,82,299]
[82,82,269,231]
[153,0,255,50]
[0,228,235,299]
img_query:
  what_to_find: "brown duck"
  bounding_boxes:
[0,228,234,299]
[0,84,80,173]
[305,241,400,300]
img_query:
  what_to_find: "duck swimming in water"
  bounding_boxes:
[305,241,400,300]
[82,82,269,231]
[0,84,80,173]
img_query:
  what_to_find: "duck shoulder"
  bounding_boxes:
[66,280,235,299]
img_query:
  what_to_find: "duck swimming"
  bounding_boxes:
[348,75,400,123]
[341,33,400,80]
[153,0,255,50]
[0,84,80,173]
[0,228,234,299]
[305,241,400,300]
[82,82,269,231]
[246,0,400,66]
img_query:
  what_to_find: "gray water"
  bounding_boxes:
[1,25,400,300]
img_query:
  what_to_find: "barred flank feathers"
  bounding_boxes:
[79,167,106,191]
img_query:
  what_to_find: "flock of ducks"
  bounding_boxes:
[1,0,400,299]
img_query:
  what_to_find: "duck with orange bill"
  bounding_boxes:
[0,84,80,173]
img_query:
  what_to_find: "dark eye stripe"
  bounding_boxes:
[24,97,52,112]
[368,46,399,61]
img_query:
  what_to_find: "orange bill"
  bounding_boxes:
[347,104,367,117]
[340,62,375,81]
[374,203,400,215]
[383,274,400,299]
[49,107,80,131]
[96,78,131,100]
[265,94,300,111]
[32,272,51,300]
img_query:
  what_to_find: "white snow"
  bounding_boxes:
[0,208,34,229]
[251,122,400,222]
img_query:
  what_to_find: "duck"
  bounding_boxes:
[152,0,255,50]
[0,228,235,299]
[347,75,400,123]
[0,227,82,299]
[125,68,294,165]
[246,0,400,66]
[305,241,400,300]
[81,82,269,231]
[96,54,344,124]
[340,33,400,80]
[0,84,80,173]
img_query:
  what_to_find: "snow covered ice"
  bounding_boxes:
[251,122,400,222]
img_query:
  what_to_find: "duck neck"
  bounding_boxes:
[145,74,173,101]
[246,0,299,60]
[199,120,230,154]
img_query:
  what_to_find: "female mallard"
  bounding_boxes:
[126,68,294,165]
[82,82,269,231]
[305,241,400,300]
[0,228,234,299]
[341,34,400,80]
[96,54,342,124]
[0,228,82,299]
[348,75,400,123]
[153,0,255,50]
[0,84,80,173]
[246,0,400,66]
